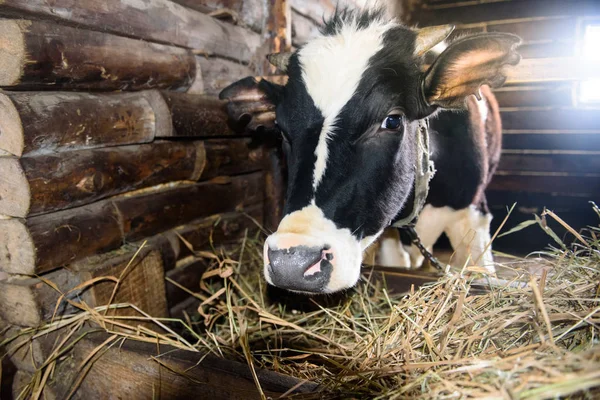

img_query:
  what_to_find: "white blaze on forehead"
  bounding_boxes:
[298,18,395,191]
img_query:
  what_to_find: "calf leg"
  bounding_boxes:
[363,228,410,267]
[407,205,455,267]
[444,205,495,273]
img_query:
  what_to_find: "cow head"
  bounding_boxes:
[220,8,520,294]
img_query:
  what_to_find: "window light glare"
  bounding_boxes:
[579,24,600,103]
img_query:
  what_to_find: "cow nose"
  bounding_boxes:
[266,245,333,293]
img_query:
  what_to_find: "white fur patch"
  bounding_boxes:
[298,17,396,191]
[265,204,364,292]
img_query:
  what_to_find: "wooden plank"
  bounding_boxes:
[518,42,574,59]
[0,91,168,157]
[12,332,318,399]
[1,142,205,218]
[118,172,264,242]
[0,173,264,275]
[505,57,600,84]
[203,139,264,179]
[501,108,600,131]
[0,19,197,91]
[494,84,574,108]
[171,0,265,32]
[0,249,167,327]
[419,0,600,26]
[0,0,262,63]
[197,56,254,96]
[502,132,600,151]
[498,151,600,174]
[487,190,597,213]
[488,172,600,196]
[487,17,577,42]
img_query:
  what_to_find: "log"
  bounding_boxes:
[11,332,318,399]
[171,0,265,32]
[498,152,600,174]
[0,173,264,275]
[0,138,263,218]
[0,249,166,327]
[0,0,262,63]
[489,173,600,196]
[505,57,600,84]
[501,108,600,131]
[197,56,254,96]
[494,84,574,108]
[502,132,600,151]
[118,172,264,242]
[172,204,264,262]
[0,19,197,91]
[418,0,600,26]
[0,91,169,157]
[1,141,204,218]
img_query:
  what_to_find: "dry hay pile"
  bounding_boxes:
[3,206,600,399]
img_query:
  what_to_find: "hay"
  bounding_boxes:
[2,205,600,399]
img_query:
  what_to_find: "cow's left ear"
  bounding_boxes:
[219,76,284,132]
[422,33,521,109]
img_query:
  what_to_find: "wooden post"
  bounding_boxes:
[264,0,292,74]
[0,91,169,157]
[0,173,264,275]
[0,0,262,63]
[0,19,198,91]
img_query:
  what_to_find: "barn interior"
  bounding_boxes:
[0,0,599,398]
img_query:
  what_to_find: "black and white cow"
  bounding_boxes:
[221,7,520,294]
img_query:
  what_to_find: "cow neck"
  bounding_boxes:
[392,118,436,228]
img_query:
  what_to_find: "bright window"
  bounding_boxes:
[579,23,600,103]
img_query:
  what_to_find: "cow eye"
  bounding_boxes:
[381,115,403,130]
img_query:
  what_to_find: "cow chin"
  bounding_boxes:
[263,204,365,294]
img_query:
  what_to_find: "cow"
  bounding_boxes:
[220,7,520,294]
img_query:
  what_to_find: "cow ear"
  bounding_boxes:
[219,77,284,132]
[422,33,521,109]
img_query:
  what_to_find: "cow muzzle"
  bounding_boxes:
[262,205,366,294]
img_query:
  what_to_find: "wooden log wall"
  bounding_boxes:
[0,0,296,339]
[411,0,600,251]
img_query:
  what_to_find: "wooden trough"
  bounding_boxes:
[1,0,600,399]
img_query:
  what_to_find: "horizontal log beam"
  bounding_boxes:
[198,56,254,96]
[494,84,574,108]
[171,0,266,33]
[502,132,600,151]
[0,172,264,275]
[0,19,198,91]
[0,249,166,327]
[505,58,600,84]
[11,332,317,398]
[498,152,600,174]
[0,138,263,218]
[0,0,262,63]
[0,91,169,157]
[0,91,270,156]
[501,108,600,131]
[489,172,600,196]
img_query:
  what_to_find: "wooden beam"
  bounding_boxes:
[0,249,167,328]
[418,0,600,26]
[0,0,262,63]
[494,84,574,108]
[171,0,266,32]
[0,19,198,91]
[11,332,318,398]
[505,57,600,84]
[489,173,600,196]
[501,108,600,131]
[0,173,264,275]
[197,56,254,96]
[118,172,264,242]
[264,0,293,74]
[502,132,600,151]
[498,152,600,174]
[0,91,168,157]
[0,138,262,218]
